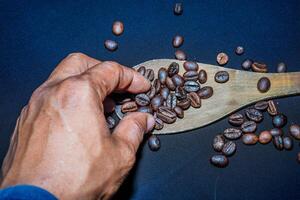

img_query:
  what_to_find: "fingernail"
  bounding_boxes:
[146,114,155,133]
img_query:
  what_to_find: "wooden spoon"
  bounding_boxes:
[117,59,300,135]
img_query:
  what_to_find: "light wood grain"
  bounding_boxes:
[131,59,300,135]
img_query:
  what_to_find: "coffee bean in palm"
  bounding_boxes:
[174,2,183,15]
[222,141,236,157]
[259,130,272,144]
[183,71,198,81]
[135,93,150,106]
[187,92,201,108]
[166,77,176,90]
[273,136,284,150]
[177,98,191,110]
[277,62,287,73]
[158,68,168,84]
[172,35,184,48]
[172,74,184,87]
[183,61,199,71]
[210,155,229,168]
[197,86,213,99]
[184,81,200,92]
[137,106,153,114]
[241,121,257,133]
[151,96,163,111]
[166,93,177,109]
[283,136,293,150]
[235,46,244,55]
[157,106,177,123]
[153,79,161,94]
[213,135,225,152]
[145,69,154,81]
[252,62,268,73]
[112,21,124,36]
[241,59,253,70]
[289,124,300,140]
[267,100,278,116]
[228,113,244,126]
[223,128,242,140]
[168,62,179,76]
[242,133,258,145]
[198,70,207,84]
[272,113,287,128]
[104,40,118,51]
[106,116,116,129]
[174,106,184,118]
[216,52,229,65]
[270,128,283,137]
[257,77,271,93]
[214,71,229,83]
[175,86,187,100]
[160,87,170,100]
[137,66,146,76]
[254,101,269,111]
[154,117,164,130]
[147,86,156,99]
[245,108,263,122]
[175,50,186,60]
[148,135,160,151]
[121,101,138,113]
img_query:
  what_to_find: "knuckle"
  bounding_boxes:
[101,61,122,72]
[66,52,86,60]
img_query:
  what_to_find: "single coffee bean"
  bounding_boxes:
[252,62,268,73]
[245,108,263,122]
[160,87,170,100]
[166,93,177,109]
[270,128,283,137]
[187,92,201,108]
[147,86,156,99]
[210,155,229,168]
[273,136,284,150]
[214,71,229,83]
[106,116,116,129]
[277,62,287,73]
[198,70,207,84]
[183,71,198,81]
[167,62,180,76]
[145,69,155,81]
[222,141,236,157]
[172,35,184,48]
[259,130,272,144]
[174,106,184,118]
[223,128,242,140]
[151,95,164,111]
[254,101,269,111]
[172,74,184,87]
[289,124,300,140]
[112,21,124,36]
[157,106,177,124]
[272,113,287,128]
[257,77,271,93]
[174,2,183,15]
[228,113,245,126]
[175,86,187,100]
[137,106,153,114]
[197,86,213,99]
[137,66,146,76]
[166,77,176,90]
[114,105,124,119]
[242,133,258,145]
[154,117,164,130]
[153,79,161,94]
[117,97,132,105]
[241,59,253,70]
[235,46,244,55]
[267,100,278,116]
[241,121,257,133]
[121,101,138,113]
[158,68,168,85]
[283,136,293,150]
[216,52,229,65]
[213,135,225,152]
[135,93,150,106]
[148,135,160,151]
[183,61,199,71]
[175,50,186,60]
[177,98,191,110]
[104,40,118,51]
[184,81,200,92]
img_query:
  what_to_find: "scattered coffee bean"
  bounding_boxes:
[272,113,287,128]
[135,93,150,106]
[257,77,271,93]
[242,133,258,145]
[245,108,263,122]
[137,106,153,114]
[174,106,184,118]
[267,100,278,116]
[121,101,138,113]
[175,50,186,60]
[216,52,229,65]
[166,77,176,90]
[259,130,272,144]
[213,135,225,152]
[235,46,244,55]
[157,106,177,124]
[158,68,168,85]
[214,71,229,83]
[160,87,170,100]
[277,62,287,73]
[184,81,200,92]
[106,116,116,129]
[197,86,213,99]
[148,135,160,151]
[252,62,268,73]
[198,70,207,84]
[166,93,177,109]
[104,39,118,51]
[145,69,155,81]
[177,98,191,110]
[183,71,198,81]
[175,86,187,100]
[223,128,242,140]
[168,62,179,76]
[153,79,161,94]
[154,117,164,130]
[283,136,293,150]
[228,113,245,126]
[137,66,146,76]
[241,121,257,133]
[151,95,164,111]
[147,86,156,99]
[222,141,236,157]
[270,128,283,137]
[241,59,253,70]
[174,2,183,15]
[112,21,124,36]
[187,92,201,108]
[210,155,229,168]
[172,74,184,87]
[172,35,184,48]
[254,101,269,111]
[183,61,199,71]
[289,124,300,140]
[273,136,284,150]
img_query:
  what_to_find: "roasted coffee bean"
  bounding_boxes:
[242,133,258,145]
[228,113,245,126]
[197,86,213,99]
[283,136,293,150]
[213,135,225,152]
[177,98,191,110]
[270,128,283,137]
[273,136,284,150]
[112,21,124,36]
[114,105,124,119]
[117,97,132,105]
[272,113,287,128]
[216,52,229,65]
[157,106,177,123]
[174,2,183,15]
[252,62,268,73]
[257,77,271,93]
[184,81,200,92]
[137,66,146,76]
[147,86,156,99]
[187,92,201,108]
[183,71,198,81]
[121,101,138,113]
[135,93,150,106]
[145,69,155,81]
[259,130,272,144]
[172,35,184,48]
[198,70,207,84]
[160,87,170,100]
[175,50,186,60]
[175,86,187,100]
[172,74,184,87]
[222,141,236,157]
[174,106,184,118]
[224,128,242,140]
[277,62,287,73]
[166,77,176,90]
[148,135,160,151]
[183,61,199,71]
[154,117,164,130]
[235,46,244,55]
[166,93,177,109]
[289,124,300,140]
[104,40,118,51]
[214,71,229,83]
[168,62,179,76]
[210,155,228,168]
[267,100,278,116]
[153,79,161,93]
[254,101,269,111]
[241,59,253,70]
[241,121,257,133]
[158,68,168,84]
[245,108,263,122]
[151,95,164,111]
[137,106,153,114]
[106,116,116,129]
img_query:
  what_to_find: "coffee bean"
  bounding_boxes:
[175,50,186,60]
[114,105,124,119]
[104,40,118,51]
[245,108,263,122]
[241,121,257,133]
[241,59,253,70]
[216,52,229,65]
[121,101,138,113]
[154,116,164,130]
[235,46,244,55]
[137,106,153,114]
[228,113,245,126]
[254,101,269,111]
[223,128,242,140]
[267,100,278,116]
[198,70,207,84]
[277,62,287,73]
[214,71,229,83]
[153,79,161,94]
[168,62,179,76]
[222,141,236,157]
[175,86,187,100]
[112,21,124,36]
[257,77,271,93]
[151,95,164,111]
[283,136,293,150]
[272,113,287,128]
[259,130,272,144]
[289,124,300,140]
[273,136,284,150]
[187,92,201,108]
[183,61,199,71]
[177,98,191,110]
[166,77,176,90]
[158,68,168,84]
[137,66,146,76]
[106,116,116,129]
[183,71,198,81]
[270,128,283,137]
[157,106,177,124]
[172,35,184,48]
[213,135,225,152]
[210,155,229,168]
[252,62,268,73]
[197,86,213,99]
[172,74,184,87]
[174,106,184,118]
[147,86,156,99]
[166,93,177,109]
[117,97,132,105]
[242,133,258,145]
[184,81,200,92]
[160,87,170,100]
[135,93,150,106]
[174,2,183,15]
[148,135,160,151]
[145,69,154,81]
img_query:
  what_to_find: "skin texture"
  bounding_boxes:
[0,53,155,200]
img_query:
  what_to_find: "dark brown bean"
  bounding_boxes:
[184,81,200,92]
[187,92,201,108]
[197,86,213,99]
[154,117,164,130]
[104,40,118,51]
[166,77,176,90]
[167,62,179,76]
[245,108,263,122]
[272,113,287,128]
[160,87,170,100]
[137,106,153,114]
[212,135,225,152]
[112,21,124,36]
[137,66,146,76]
[175,86,187,100]
[175,50,186,60]
[183,61,199,71]
[135,93,150,106]
[158,68,168,85]
[172,74,184,87]
[254,101,269,111]
[273,136,284,150]
[259,130,272,144]
[222,141,236,157]
[174,2,183,15]
[148,135,160,151]
[216,52,229,65]
[151,95,164,111]
[235,46,244,55]
[270,128,283,137]
[106,116,116,129]
[198,70,207,84]
[117,97,132,105]
[174,106,184,118]
[252,62,268,73]
[157,106,177,124]
[267,100,278,116]
[183,71,198,81]
[228,113,245,126]
[214,71,229,83]
[241,121,257,133]
[146,86,156,99]
[289,124,300,140]
[153,79,161,94]
[242,133,258,145]
[121,101,138,113]
[283,136,293,150]
[166,93,177,109]
[177,98,191,110]
[277,62,287,73]
[257,77,271,93]
[210,155,229,168]
[224,128,242,140]
[145,69,154,81]
[172,35,184,48]
[241,59,253,70]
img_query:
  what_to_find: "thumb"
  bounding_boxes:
[112,112,155,153]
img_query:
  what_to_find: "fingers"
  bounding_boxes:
[112,112,155,153]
